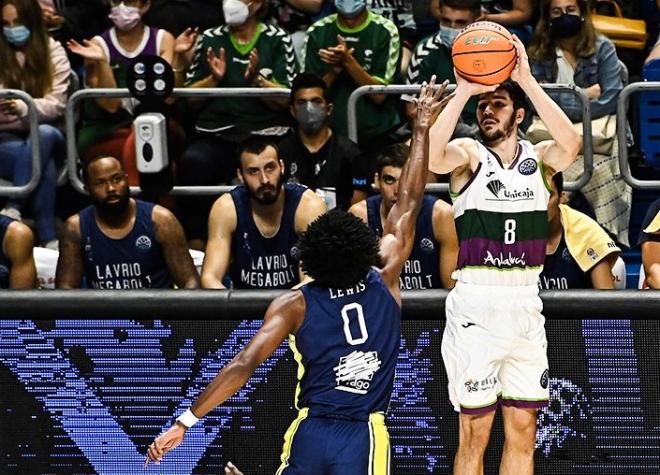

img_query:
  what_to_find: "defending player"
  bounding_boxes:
[429,36,581,474]
[145,77,451,474]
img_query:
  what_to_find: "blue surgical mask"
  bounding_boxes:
[334,0,366,19]
[439,26,461,47]
[3,25,31,47]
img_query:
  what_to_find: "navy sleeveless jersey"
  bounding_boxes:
[229,183,305,289]
[366,194,442,289]
[293,269,401,421]
[539,235,591,290]
[0,215,15,289]
[79,200,173,289]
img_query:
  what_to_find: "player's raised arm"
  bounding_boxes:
[379,77,449,288]
[509,35,581,172]
[145,291,305,466]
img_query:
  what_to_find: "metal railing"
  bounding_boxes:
[0,89,41,198]
[617,81,660,190]
[0,289,657,319]
[346,83,593,192]
[65,87,291,196]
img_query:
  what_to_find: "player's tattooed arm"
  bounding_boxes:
[55,215,84,289]
[152,205,200,289]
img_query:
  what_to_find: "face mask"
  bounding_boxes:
[439,26,461,47]
[108,3,142,31]
[295,101,327,134]
[334,0,366,19]
[549,13,582,40]
[3,25,30,46]
[223,0,250,26]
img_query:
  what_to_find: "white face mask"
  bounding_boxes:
[223,0,251,26]
[108,3,142,31]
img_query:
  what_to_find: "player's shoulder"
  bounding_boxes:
[432,197,453,218]
[348,199,368,222]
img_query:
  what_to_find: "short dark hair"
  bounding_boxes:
[290,72,329,105]
[441,0,482,17]
[494,80,528,113]
[376,143,409,175]
[82,154,124,184]
[552,171,564,194]
[237,136,280,168]
[298,209,380,289]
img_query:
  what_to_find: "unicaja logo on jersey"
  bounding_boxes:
[518,158,538,176]
[135,235,152,252]
[486,179,535,201]
[487,179,505,198]
[334,350,382,395]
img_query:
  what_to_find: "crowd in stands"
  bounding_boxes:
[1,0,660,291]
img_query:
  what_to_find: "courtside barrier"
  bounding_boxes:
[65,87,291,196]
[346,83,593,192]
[0,89,41,197]
[617,81,660,189]
[0,289,658,318]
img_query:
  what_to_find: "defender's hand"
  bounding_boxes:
[145,422,187,466]
[415,76,452,129]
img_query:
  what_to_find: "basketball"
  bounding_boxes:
[451,21,517,86]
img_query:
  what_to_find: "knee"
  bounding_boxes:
[459,415,492,453]
[504,409,537,451]
[38,124,63,144]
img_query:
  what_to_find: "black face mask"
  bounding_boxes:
[550,13,582,40]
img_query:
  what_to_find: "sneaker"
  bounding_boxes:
[0,207,22,221]
[42,240,59,251]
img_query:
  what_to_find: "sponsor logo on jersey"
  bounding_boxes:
[135,235,152,252]
[486,179,535,201]
[540,369,549,389]
[464,377,497,393]
[561,247,572,262]
[420,237,435,253]
[484,250,527,268]
[586,247,598,261]
[334,350,382,395]
[518,158,538,176]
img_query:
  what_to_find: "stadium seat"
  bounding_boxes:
[639,59,660,167]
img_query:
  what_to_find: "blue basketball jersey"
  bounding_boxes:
[366,195,442,289]
[539,235,591,290]
[292,269,401,421]
[230,183,305,289]
[79,200,173,289]
[0,215,14,289]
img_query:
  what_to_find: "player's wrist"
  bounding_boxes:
[176,408,200,428]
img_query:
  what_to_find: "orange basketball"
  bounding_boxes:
[451,21,517,86]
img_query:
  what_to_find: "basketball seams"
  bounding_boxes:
[452,46,515,57]
[454,53,517,78]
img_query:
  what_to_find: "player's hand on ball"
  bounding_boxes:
[225,461,245,474]
[415,75,452,129]
[509,34,531,84]
[144,422,187,466]
[454,69,500,97]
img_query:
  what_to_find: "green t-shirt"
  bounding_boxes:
[186,22,298,136]
[302,11,401,143]
[406,32,477,126]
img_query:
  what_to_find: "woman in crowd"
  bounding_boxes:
[0,0,70,249]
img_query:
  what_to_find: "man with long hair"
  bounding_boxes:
[145,77,450,474]
[429,34,581,474]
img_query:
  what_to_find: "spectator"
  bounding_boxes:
[279,72,370,210]
[178,0,297,246]
[527,0,630,247]
[55,155,200,289]
[68,0,179,185]
[639,198,660,289]
[200,137,326,289]
[302,1,402,172]
[0,214,37,288]
[266,0,323,58]
[539,172,620,290]
[406,0,481,133]
[349,143,458,289]
[0,0,70,250]
[366,0,417,73]
[478,0,534,44]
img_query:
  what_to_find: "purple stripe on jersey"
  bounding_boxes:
[500,398,549,409]
[457,237,547,269]
[461,400,499,414]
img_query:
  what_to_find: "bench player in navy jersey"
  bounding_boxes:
[201,136,327,289]
[429,36,582,474]
[0,214,36,288]
[350,143,459,289]
[146,77,451,474]
[56,156,200,289]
